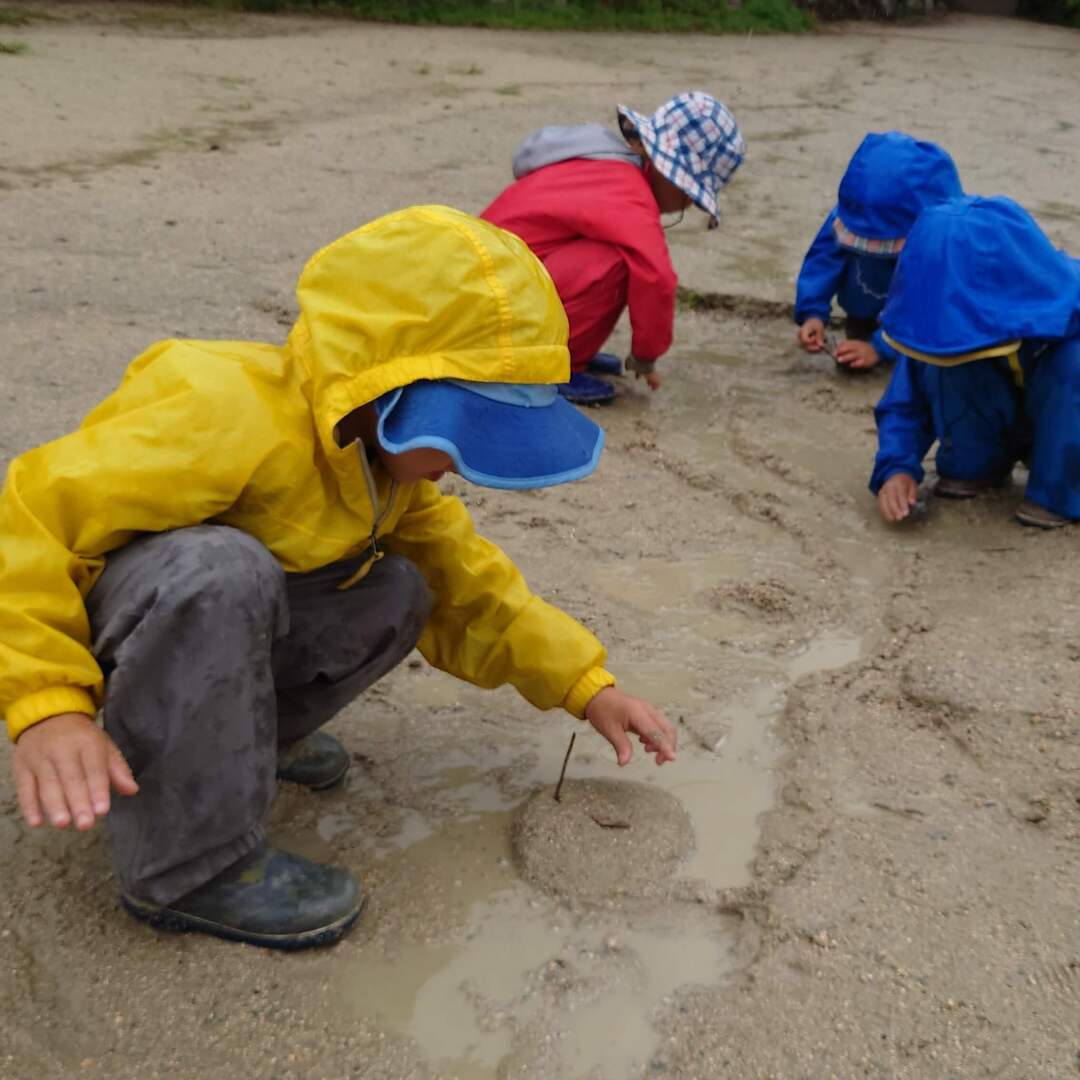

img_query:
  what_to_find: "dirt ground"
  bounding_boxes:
[1,5,1079,1079]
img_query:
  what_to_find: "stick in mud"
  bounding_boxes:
[553,732,576,802]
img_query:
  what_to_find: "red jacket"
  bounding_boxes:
[481,159,677,362]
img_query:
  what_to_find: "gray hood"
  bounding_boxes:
[512,123,642,180]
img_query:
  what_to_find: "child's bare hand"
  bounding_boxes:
[836,339,880,369]
[878,473,919,522]
[625,355,661,391]
[798,318,825,352]
[13,712,138,830]
[585,687,677,766]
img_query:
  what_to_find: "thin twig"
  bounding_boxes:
[553,732,576,803]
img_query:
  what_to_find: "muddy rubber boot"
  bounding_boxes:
[121,844,364,950]
[276,731,350,790]
[1015,498,1069,529]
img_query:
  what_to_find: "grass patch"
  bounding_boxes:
[1017,0,1080,24]
[0,7,31,26]
[205,0,813,34]
[0,38,28,53]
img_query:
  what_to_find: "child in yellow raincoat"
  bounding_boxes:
[0,206,676,950]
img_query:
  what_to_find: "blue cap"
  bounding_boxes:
[373,379,605,490]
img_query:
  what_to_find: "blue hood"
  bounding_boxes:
[881,195,1080,358]
[837,131,962,241]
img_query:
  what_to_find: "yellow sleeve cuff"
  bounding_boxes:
[562,667,616,720]
[6,687,98,742]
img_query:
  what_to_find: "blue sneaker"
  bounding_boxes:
[586,352,623,376]
[558,371,615,406]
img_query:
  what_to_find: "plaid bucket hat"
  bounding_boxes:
[617,91,745,221]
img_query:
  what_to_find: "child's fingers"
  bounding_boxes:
[35,759,72,828]
[879,489,903,522]
[646,706,677,756]
[81,741,112,817]
[634,711,677,763]
[56,752,96,830]
[13,758,43,827]
[601,720,634,767]
[107,740,139,796]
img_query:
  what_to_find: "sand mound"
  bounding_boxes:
[513,779,694,903]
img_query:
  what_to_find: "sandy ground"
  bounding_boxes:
[1,5,1079,1079]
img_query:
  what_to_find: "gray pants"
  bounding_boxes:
[86,525,432,905]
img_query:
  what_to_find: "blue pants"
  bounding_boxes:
[931,339,1080,517]
[1025,338,1080,516]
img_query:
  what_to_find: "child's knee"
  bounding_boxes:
[155,526,286,629]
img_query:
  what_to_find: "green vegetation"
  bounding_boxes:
[210,0,813,34]
[1017,0,1080,25]
[0,38,27,53]
[0,8,31,26]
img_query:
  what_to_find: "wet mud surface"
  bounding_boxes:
[2,6,1080,1079]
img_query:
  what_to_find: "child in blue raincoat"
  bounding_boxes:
[795,132,963,371]
[871,195,1080,529]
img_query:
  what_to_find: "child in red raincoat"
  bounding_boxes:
[482,91,745,405]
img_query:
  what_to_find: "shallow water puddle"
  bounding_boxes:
[592,556,756,654]
[785,632,862,681]
[328,555,865,1075]
[669,683,784,886]
[593,552,752,613]
[342,883,732,1080]
[331,673,785,1079]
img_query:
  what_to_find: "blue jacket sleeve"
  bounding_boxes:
[794,208,846,325]
[870,356,935,493]
[871,328,901,365]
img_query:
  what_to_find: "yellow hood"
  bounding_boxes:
[286,204,571,463]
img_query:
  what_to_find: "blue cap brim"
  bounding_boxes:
[374,381,605,490]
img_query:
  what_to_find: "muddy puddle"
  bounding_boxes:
[330,722,752,1079]
[317,639,862,1079]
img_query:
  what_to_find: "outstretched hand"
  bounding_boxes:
[585,687,677,766]
[13,712,139,830]
[878,473,919,523]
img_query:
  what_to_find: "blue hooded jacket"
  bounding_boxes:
[795,132,963,343]
[871,196,1080,517]
[880,195,1080,356]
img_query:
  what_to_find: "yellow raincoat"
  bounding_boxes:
[0,206,615,742]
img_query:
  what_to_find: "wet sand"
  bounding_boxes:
[1,5,1079,1079]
